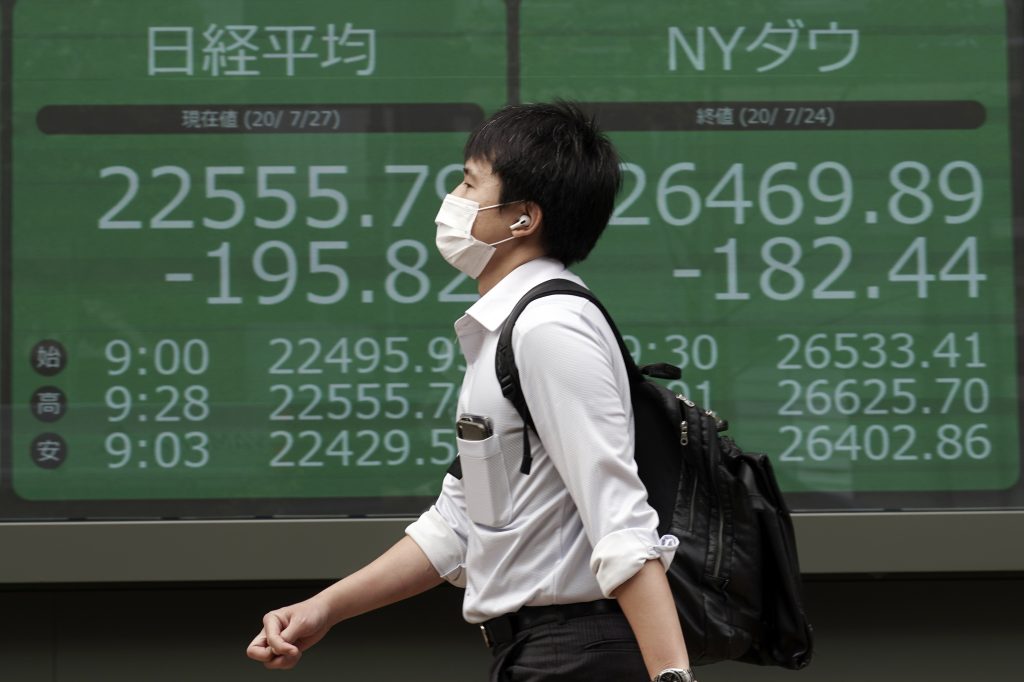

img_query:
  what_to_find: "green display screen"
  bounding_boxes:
[2,0,1022,519]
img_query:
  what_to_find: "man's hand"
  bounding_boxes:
[244,536,444,670]
[246,598,331,670]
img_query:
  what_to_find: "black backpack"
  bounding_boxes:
[493,278,814,669]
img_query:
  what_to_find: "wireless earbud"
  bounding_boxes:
[509,214,531,230]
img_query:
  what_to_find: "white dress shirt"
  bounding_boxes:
[405,257,678,624]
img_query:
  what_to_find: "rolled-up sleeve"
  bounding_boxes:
[515,298,679,597]
[591,529,679,597]
[404,474,470,587]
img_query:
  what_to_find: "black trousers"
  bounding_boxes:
[488,610,649,682]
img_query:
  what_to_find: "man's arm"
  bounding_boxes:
[614,559,691,680]
[517,305,689,678]
[247,535,444,670]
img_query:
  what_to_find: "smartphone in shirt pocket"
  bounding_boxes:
[457,414,493,441]
[456,413,512,527]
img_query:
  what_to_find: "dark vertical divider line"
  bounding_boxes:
[505,0,521,105]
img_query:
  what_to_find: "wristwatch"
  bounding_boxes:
[652,669,697,682]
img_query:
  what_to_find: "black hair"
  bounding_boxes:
[463,100,622,266]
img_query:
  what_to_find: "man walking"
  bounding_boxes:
[248,101,696,682]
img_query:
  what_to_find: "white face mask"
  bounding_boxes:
[434,194,518,278]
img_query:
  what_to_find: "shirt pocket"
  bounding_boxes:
[457,434,512,527]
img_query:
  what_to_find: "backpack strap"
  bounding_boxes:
[445,277,680,479]
[494,278,676,475]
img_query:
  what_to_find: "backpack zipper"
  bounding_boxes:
[713,508,725,577]
[678,395,719,569]
[677,398,696,533]
[687,476,698,534]
[677,400,694,532]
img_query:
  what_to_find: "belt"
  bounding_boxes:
[480,599,622,648]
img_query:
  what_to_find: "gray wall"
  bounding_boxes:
[2,574,1022,681]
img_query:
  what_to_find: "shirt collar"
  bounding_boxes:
[457,257,583,334]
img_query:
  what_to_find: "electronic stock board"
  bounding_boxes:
[2,0,1022,520]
